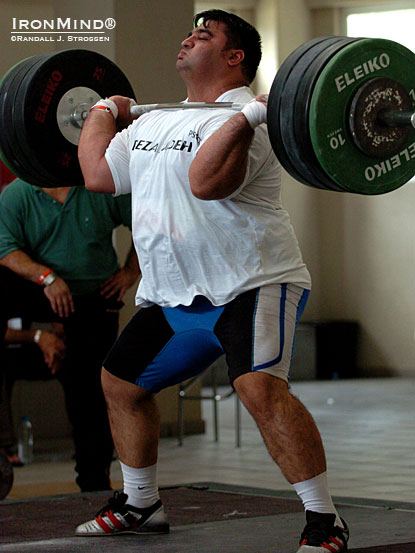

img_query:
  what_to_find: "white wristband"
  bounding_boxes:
[90,99,119,120]
[34,329,42,344]
[241,97,268,129]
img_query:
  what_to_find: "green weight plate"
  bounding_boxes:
[309,38,415,195]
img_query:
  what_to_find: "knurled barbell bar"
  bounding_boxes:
[0,37,414,193]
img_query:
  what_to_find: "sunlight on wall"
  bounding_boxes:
[347,10,415,53]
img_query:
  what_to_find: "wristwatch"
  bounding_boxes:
[42,272,57,286]
[38,269,57,287]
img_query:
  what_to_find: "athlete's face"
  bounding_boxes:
[176,20,231,76]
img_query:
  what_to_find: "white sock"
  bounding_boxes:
[120,461,160,508]
[292,472,344,528]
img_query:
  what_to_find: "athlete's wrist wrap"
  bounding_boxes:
[89,99,119,120]
[241,97,268,129]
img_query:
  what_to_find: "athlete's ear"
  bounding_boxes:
[228,49,245,67]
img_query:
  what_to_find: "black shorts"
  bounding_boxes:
[104,284,309,393]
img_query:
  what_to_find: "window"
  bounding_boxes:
[346,9,415,53]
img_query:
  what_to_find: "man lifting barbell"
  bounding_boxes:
[73,10,349,552]
[1,25,415,193]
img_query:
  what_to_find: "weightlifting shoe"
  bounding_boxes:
[297,510,349,552]
[75,491,169,536]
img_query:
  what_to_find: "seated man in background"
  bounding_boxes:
[0,179,140,491]
[0,322,66,466]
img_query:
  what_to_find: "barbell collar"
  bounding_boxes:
[377,110,415,129]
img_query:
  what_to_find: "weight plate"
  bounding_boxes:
[268,36,335,188]
[293,37,360,192]
[280,37,359,192]
[278,36,349,191]
[2,56,55,187]
[12,49,136,187]
[0,56,50,187]
[309,38,415,195]
[12,55,62,185]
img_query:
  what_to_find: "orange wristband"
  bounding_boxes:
[38,269,53,285]
[89,99,118,119]
[89,105,115,117]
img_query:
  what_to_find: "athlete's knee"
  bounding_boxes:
[101,366,151,407]
[234,371,290,418]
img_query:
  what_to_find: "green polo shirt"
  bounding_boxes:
[0,179,132,295]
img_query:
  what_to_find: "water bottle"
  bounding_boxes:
[17,415,34,464]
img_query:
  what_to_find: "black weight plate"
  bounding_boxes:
[15,49,136,187]
[268,36,336,188]
[0,56,49,187]
[0,57,38,177]
[0,59,22,174]
[293,37,361,191]
[1,56,53,187]
[278,37,352,192]
[2,56,55,187]
[13,53,77,187]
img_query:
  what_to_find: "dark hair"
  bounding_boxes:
[193,9,262,84]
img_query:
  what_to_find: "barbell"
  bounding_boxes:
[0,36,415,194]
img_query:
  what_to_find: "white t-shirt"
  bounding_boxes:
[105,86,311,307]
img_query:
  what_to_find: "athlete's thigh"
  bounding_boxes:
[215,284,309,384]
[103,299,225,392]
[103,305,174,386]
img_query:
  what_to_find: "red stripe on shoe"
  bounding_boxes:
[322,542,339,553]
[95,514,113,533]
[331,537,344,548]
[107,510,125,530]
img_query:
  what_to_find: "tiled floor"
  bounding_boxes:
[7,376,415,505]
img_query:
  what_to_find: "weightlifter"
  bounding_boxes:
[75,9,349,552]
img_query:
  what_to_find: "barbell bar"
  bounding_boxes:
[0,37,415,194]
[78,101,415,126]
[378,111,415,128]
[82,102,246,121]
